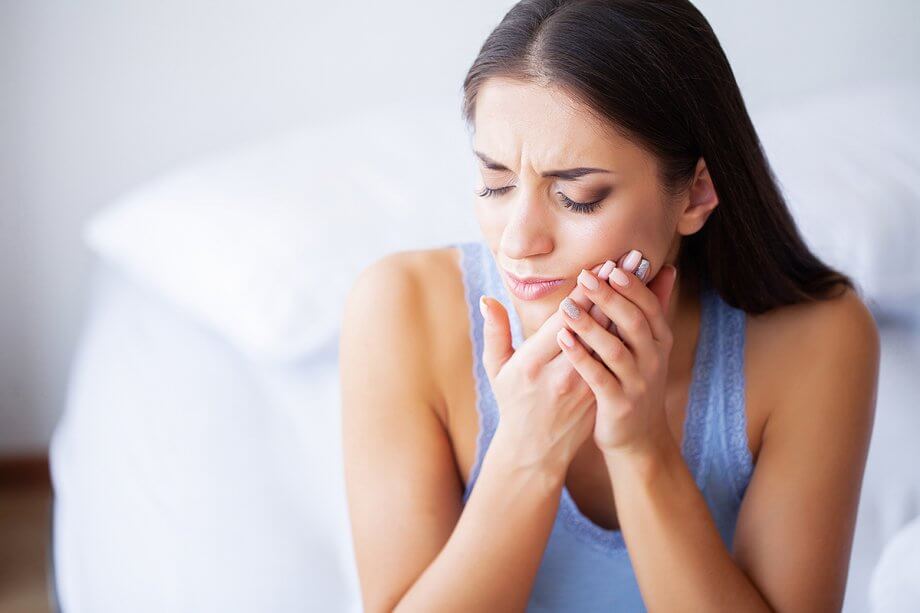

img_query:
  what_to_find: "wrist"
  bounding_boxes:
[488,425,567,494]
[601,426,678,482]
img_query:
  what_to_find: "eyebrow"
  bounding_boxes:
[473,150,613,180]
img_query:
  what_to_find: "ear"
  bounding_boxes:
[675,157,719,236]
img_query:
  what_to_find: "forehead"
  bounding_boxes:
[472,77,646,170]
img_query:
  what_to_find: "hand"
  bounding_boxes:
[556,251,678,458]
[479,262,610,478]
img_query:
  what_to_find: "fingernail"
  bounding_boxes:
[558,328,575,348]
[623,249,642,272]
[578,269,599,290]
[610,267,630,287]
[598,260,615,280]
[635,258,650,281]
[479,296,490,324]
[560,297,582,319]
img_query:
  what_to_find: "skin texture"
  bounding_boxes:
[340,76,880,612]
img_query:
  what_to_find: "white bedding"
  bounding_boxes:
[846,323,920,612]
[49,259,362,613]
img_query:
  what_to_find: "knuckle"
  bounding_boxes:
[626,310,645,330]
[603,341,623,363]
[550,374,574,396]
[594,370,615,390]
[522,361,541,383]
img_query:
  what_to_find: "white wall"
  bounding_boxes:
[1,0,918,454]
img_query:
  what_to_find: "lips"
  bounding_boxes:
[502,269,566,301]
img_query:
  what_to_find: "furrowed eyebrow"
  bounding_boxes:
[473,150,613,179]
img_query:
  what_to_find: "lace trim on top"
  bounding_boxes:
[457,241,524,504]
[723,301,755,502]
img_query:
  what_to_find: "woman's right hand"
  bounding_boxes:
[478,262,613,481]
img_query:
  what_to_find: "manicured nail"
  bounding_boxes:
[623,249,642,272]
[598,260,615,280]
[558,328,575,348]
[479,296,490,324]
[610,267,630,287]
[635,258,650,282]
[561,297,581,319]
[578,269,599,290]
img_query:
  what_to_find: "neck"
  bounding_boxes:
[666,268,701,349]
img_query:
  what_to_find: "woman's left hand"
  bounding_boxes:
[556,252,679,458]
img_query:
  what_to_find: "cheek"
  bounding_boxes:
[565,201,667,265]
[565,207,635,250]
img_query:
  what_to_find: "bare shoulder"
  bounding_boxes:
[340,249,435,410]
[750,285,879,364]
[341,246,467,421]
[748,284,880,424]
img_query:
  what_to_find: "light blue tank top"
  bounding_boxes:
[451,239,755,612]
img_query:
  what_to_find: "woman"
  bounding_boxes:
[340,1,880,611]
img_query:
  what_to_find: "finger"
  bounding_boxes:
[618,249,652,284]
[577,267,657,360]
[588,259,615,333]
[556,326,624,398]
[479,295,514,382]
[510,261,607,366]
[608,255,674,344]
[558,294,642,388]
[587,259,618,359]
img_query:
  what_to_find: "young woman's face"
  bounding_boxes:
[471,77,684,331]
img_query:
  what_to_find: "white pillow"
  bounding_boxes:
[870,516,920,613]
[84,99,482,362]
[751,80,920,322]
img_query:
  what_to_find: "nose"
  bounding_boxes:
[498,185,554,260]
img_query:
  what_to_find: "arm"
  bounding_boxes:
[602,290,879,612]
[340,253,563,613]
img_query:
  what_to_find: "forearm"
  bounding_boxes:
[603,432,772,612]
[394,426,563,613]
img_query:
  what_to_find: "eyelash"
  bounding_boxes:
[475,185,604,214]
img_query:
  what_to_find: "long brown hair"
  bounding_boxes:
[461,0,853,314]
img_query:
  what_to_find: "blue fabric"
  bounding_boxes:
[451,239,755,612]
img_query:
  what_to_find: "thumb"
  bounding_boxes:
[479,296,514,382]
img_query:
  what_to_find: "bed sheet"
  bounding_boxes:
[49,259,362,613]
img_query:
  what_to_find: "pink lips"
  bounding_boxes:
[502,270,566,301]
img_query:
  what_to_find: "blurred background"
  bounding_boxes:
[1,1,918,611]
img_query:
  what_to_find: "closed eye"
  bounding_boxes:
[475,185,606,214]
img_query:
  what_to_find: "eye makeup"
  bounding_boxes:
[475,184,611,215]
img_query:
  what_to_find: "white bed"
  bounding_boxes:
[49,85,920,612]
[50,256,364,612]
